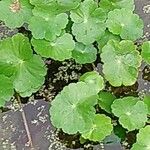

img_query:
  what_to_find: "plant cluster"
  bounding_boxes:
[0,0,150,149]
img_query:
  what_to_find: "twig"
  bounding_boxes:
[16,93,33,147]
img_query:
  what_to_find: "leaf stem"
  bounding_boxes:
[16,93,33,148]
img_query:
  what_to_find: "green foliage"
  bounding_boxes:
[72,42,97,64]
[143,95,150,115]
[101,40,142,86]
[100,0,135,13]
[111,97,148,131]
[0,34,47,97]
[50,82,98,134]
[0,0,33,28]
[98,91,116,114]
[70,0,106,44]
[141,41,150,64]
[82,114,113,141]
[0,75,14,107]
[106,8,144,40]
[31,33,75,61]
[80,71,104,93]
[131,126,150,150]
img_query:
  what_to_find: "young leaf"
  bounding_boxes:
[72,42,97,64]
[32,33,75,61]
[111,97,148,131]
[99,0,135,13]
[131,126,150,150]
[0,33,47,97]
[101,40,142,86]
[106,8,144,40]
[0,0,33,28]
[141,41,150,65]
[50,82,99,134]
[28,5,68,40]
[70,0,106,44]
[98,91,116,114]
[80,71,104,93]
[97,30,120,52]
[0,75,14,107]
[81,114,113,142]
[143,95,150,115]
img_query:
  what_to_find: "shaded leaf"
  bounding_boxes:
[0,75,14,107]
[0,34,47,97]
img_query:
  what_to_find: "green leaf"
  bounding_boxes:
[28,5,68,40]
[106,8,144,40]
[99,0,135,13]
[0,75,14,107]
[50,82,99,134]
[72,42,97,64]
[30,0,80,10]
[131,126,150,150]
[82,114,113,141]
[141,41,150,64]
[143,95,150,115]
[80,71,104,93]
[32,33,75,61]
[111,97,148,131]
[101,40,142,86]
[0,33,47,97]
[97,30,120,52]
[0,0,33,28]
[98,91,116,113]
[70,0,106,44]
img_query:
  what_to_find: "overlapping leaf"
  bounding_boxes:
[50,82,99,134]
[111,97,148,131]
[0,34,47,97]
[99,0,135,13]
[141,41,150,65]
[80,71,104,93]
[106,8,144,40]
[131,126,150,150]
[32,33,75,61]
[0,0,33,28]
[70,0,106,44]
[0,75,14,107]
[143,95,150,115]
[98,91,116,114]
[29,5,68,40]
[101,40,142,86]
[72,42,97,64]
[82,114,113,141]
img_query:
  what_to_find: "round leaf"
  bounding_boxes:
[0,75,14,107]
[72,42,97,64]
[0,34,47,97]
[0,0,33,28]
[50,82,99,134]
[28,5,68,40]
[111,97,148,131]
[143,95,150,115]
[98,91,116,114]
[32,33,75,61]
[101,40,142,86]
[100,0,135,13]
[70,0,106,44]
[141,41,150,65]
[106,8,144,40]
[131,126,150,150]
[80,71,104,93]
[82,114,113,142]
